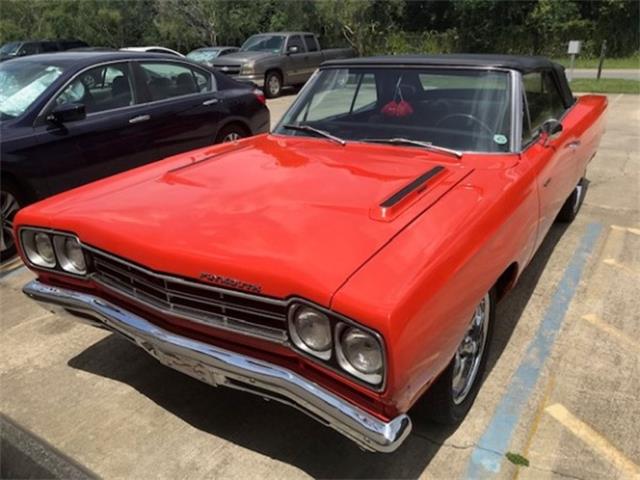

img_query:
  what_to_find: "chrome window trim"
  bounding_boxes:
[520,69,576,152]
[277,65,519,155]
[510,70,523,152]
[35,58,217,125]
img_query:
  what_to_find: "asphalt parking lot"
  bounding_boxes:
[1,92,638,479]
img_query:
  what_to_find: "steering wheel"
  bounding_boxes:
[436,113,494,137]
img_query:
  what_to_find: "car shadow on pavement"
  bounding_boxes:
[67,222,570,479]
[484,221,571,375]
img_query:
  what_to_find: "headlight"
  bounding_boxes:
[289,305,332,360]
[21,231,56,268]
[53,235,86,274]
[240,63,254,75]
[336,326,383,384]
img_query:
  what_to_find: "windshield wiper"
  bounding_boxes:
[282,124,346,146]
[360,138,463,158]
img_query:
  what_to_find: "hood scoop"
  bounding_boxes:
[370,165,473,222]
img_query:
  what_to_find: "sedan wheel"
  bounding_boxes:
[1,188,21,262]
[223,131,241,142]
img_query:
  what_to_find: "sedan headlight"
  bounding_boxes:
[336,326,384,385]
[53,235,87,274]
[289,305,332,360]
[21,231,56,268]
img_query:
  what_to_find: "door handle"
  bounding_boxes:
[543,177,552,187]
[202,98,220,106]
[129,115,150,124]
[565,140,581,149]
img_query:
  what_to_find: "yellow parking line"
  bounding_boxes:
[603,258,639,275]
[609,93,624,106]
[610,225,640,236]
[582,314,640,353]
[546,404,640,479]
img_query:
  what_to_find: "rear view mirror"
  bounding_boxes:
[540,119,563,147]
[542,119,563,136]
[47,103,86,124]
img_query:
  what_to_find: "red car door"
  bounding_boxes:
[522,70,579,249]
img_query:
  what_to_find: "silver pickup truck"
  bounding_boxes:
[209,32,355,98]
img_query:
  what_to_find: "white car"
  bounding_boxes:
[120,46,184,57]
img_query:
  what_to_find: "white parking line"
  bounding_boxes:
[546,404,640,479]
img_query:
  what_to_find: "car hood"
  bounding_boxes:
[21,135,474,305]
[210,51,274,65]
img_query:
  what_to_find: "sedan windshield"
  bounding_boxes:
[187,49,221,63]
[241,35,284,53]
[0,61,65,120]
[275,67,512,153]
[0,42,21,56]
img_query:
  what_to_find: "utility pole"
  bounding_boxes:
[597,40,607,81]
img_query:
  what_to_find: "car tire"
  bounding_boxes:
[215,124,248,144]
[1,179,24,263]
[264,71,282,99]
[557,178,586,223]
[424,289,495,425]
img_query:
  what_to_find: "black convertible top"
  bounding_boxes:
[322,53,574,107]
[323,54,561,72]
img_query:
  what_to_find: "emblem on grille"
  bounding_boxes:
[199,272,262,293]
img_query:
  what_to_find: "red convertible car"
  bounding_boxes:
[16,55,606,452]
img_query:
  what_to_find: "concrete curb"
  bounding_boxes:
[0,414,97,479]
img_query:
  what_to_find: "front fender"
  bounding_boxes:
[330,162,538,413]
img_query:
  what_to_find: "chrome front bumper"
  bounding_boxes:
[23,280,411,452]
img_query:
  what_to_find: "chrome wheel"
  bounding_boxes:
[1,189,20,256]
[573,183,584,214]
[267,74,281,97]
[223,131,241,142]
[452,293,490,405]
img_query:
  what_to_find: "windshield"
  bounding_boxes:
[187,49,221,62]
[275,67,512,153]
[0,42,21,56]
[241,35,284,53]
[0,61,64,120]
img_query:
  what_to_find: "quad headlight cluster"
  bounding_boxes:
[20,229,87,275]
[288,303,385,387]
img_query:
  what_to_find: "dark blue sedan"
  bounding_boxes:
[0,51,270,261]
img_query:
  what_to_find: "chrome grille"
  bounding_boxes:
[213,64,241,75]
[87,248,288,343]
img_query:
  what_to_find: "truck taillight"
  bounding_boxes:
[253,89,266,105]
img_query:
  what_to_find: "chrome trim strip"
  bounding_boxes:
[23,280,411,453]
[511,70,523,152]
[92,275,288,344]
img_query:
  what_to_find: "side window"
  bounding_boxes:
[55,62,134,115]
[19,43,40,55]
[523,71,566,142]
[302,71,376,122]
[287,35,305,53]
[303,35,319,52]
[139,62,213,101]
[41,42,59,53]
[352,73,378,111]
